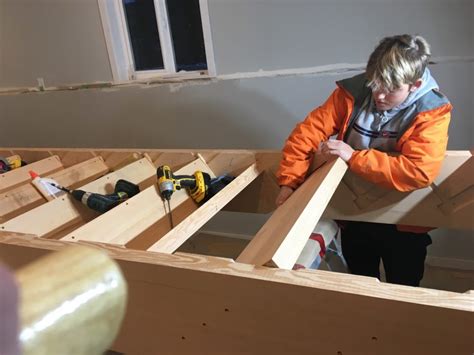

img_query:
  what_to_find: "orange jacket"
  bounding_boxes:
[277,83,452,192]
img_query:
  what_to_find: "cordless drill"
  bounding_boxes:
[157,165,210,204]
[51,179,140,213]
[156,165,234,228]
[0,155,25,173]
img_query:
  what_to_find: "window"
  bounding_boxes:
[98,0,215,81]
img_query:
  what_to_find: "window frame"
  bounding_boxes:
[98,0,216,82]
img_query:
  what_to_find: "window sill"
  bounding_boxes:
[0,71,214,96]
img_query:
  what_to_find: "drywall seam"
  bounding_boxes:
[1,56,472,96]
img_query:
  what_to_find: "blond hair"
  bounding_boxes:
[366,34,431,92]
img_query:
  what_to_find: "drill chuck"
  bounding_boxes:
[158,180,174,201]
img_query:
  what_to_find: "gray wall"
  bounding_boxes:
[209,0,473,74]
[0,0,472,265]
[0,0,112,87]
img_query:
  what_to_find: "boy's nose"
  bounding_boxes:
[375,91,386,100]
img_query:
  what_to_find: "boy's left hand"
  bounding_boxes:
[319,140,354,162]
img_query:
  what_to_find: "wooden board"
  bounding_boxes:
[60,157,215,246]
[0,156,63,193]
[0,157,156,238]
[147,163,261,253]
[0,234,472,355]
[0,157,110,222]
[324,151,474,229]
[237,157,347,269]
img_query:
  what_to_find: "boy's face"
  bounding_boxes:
[372,80,422,111]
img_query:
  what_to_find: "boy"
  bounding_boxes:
[275,34,451,286]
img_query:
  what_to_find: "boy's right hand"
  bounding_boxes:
[275,186,294,207]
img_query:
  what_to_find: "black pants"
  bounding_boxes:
[341,222,432,286]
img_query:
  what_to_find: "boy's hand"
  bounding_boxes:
[320,139,354,162]
[275,186,294,206]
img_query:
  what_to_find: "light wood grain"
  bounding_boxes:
[0,157,109,222]
[324,151,474,229]
[0,156,63,193]
[0,157,156,238]
[0,234,472,355]
[60,157,215,245]
[237,157,347,269]
[16,244,127,355]
[147,163,261,253]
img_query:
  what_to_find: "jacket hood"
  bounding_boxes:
[393,68,439,111]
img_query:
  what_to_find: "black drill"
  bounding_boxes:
[50,179,140,213]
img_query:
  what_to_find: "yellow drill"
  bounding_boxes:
[156,165,211,228]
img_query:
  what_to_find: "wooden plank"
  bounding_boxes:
[438,185,474,215]
[177,232,250,259]
[223,171,279,213]
[48,150,96,168]
[0,157,110,222]
[0,157,156,238]
[95,151,142,170]
[152,152,197,170]
[0,185,45,223]
[324,152,474,230]
[60,157,215,245]
[147,163,261,254]
[49,156,109,190]
[9,150,52,164]
[237,157,347,269]
[222,151,280,213]
[0,234,472,355]
[0,149,14,157]
[0,156,63,193]
[433,152,473,201]
[206,152,256,176]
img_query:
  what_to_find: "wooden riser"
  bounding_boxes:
[1,234,472,355]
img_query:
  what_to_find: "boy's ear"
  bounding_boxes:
[410,79,423,92]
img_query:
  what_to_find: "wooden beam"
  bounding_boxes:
[0,157,156,238]
[0,234,472,355]
[0,156,63,193]
[147,163,261,254]
[60,157,215,246]
[237,157,347,269]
